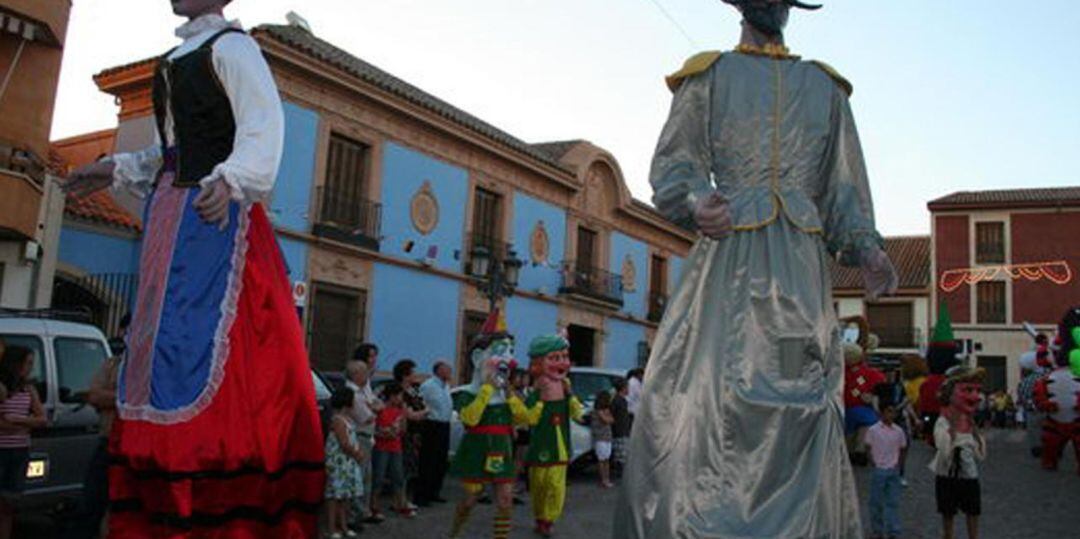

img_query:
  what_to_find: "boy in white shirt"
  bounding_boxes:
[864,404,907,539]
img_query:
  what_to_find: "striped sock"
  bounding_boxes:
[494,508,512,539]
[450,504,472,538]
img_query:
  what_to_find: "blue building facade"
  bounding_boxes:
[68,24,696,380]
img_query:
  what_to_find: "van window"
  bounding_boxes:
[0,334,48,399]
[54,338,107,404]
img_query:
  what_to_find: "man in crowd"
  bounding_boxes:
[72,314,129,538]
[611,378,631,477]
[416,360,454,506]
[348,344,385,525]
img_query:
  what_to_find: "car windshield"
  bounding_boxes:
[569,372,619,404]
[54,337,108,403]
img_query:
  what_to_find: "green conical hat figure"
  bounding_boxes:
[931,301,955,345]
[928,301,960,374]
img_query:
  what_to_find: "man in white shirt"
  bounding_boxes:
[416,360,454,506]
[864,405,907,539]
[626,368,644,418]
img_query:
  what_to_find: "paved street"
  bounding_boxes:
[16,427,1080,538]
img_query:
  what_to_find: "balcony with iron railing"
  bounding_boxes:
[312,186,382,251]
[647,291,668,322]
[464,232,516,277]
[0,142,47,240]
[558,261,623,307]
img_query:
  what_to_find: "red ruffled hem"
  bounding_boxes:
[109,206,325,538]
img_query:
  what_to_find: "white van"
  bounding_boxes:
[0,310,112,513]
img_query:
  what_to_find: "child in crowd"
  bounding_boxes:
[592,391,615,488]
[372,383,415,518]
[325,388,365,539]
[610,379,631,477]
[864,404,907,539]
[0,345,47,539]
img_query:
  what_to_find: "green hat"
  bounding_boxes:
[528,334,569,358]
[931,301,955,345]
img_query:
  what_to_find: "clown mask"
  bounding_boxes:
[479,337,516,389]
[534,349,571,401]
[950,381,982,416]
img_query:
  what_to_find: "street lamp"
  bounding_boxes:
[471,245,523,311]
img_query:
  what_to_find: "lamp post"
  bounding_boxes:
[470,245,523,312]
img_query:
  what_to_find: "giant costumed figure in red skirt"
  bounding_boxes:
[63,1,325,536]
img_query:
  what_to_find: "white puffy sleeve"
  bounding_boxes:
[204,32,285,203]
[109,139,163,198]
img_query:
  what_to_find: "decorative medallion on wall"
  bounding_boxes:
[622,254,637,292]
[410,181,439,235]
[530,221,550,265]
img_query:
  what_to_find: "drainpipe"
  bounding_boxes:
[0,37,28,104]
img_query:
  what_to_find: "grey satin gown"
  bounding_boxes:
[613,51,882,539]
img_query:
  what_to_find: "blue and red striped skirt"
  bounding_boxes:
[109,174,325,538]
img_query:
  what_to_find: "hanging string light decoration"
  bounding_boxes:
[939,261,1073,292]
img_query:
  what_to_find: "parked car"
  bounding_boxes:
[0,309,334,513]
[0,310,113,513]
[567,367,628,406]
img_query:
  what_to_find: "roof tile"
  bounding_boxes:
[253,24,574,175]
[928,187,1080,210]
[831,236,930,291]
[64,190,142,232]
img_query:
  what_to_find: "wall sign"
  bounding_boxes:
[410,180,439,235]
[622,254,637,292]
[530,221,550,265]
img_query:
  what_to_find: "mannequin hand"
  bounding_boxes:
[193,179,232,230]
[692,192,733,240]
[63,160,116,197]
[860,248,898,300]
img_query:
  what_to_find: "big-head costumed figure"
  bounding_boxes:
[1018,328,1053,457]
[1033,306,1080,474]
[841,317,885,463]
[447,310,531,539]
[525,334,583,537]
[64,1,324,536]
[613,1,898,536]
[930,365,987,539]
[920,302,961,441]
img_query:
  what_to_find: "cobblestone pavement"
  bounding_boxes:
[854,427,1080,539]
[16,427,1080,538]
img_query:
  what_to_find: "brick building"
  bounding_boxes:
[929,187,1080,394]
[831,236,932,360]
[0,0,70,308]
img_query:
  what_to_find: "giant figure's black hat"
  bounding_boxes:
[723,0,822,10]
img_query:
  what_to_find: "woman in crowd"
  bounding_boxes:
[0,345,48,539]
[390,360,429,506]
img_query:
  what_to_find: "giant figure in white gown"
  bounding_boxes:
[613,1,898,537]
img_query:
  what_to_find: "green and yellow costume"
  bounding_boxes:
[525,391,583,524]
[449,384,530,485]
[524,333,584,531]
